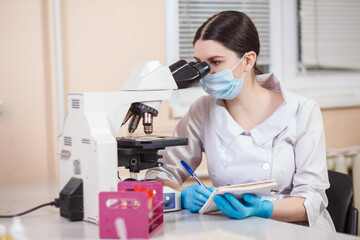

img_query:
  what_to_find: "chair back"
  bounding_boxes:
[326,170,358,235]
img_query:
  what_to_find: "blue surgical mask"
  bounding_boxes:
[200,53,247,100]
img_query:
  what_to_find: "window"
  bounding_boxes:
[272,0,360,109]
[298,0,360,70]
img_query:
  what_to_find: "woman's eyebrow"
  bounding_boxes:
[194,55,225,62]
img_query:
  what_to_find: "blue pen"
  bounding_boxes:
[180,160,208,190]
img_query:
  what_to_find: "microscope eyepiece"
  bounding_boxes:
[169,60,210,89]
[192,62,210,79]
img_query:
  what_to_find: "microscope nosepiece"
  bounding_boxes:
[125,103,159,134]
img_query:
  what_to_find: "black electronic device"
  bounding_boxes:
[59,177,84,221]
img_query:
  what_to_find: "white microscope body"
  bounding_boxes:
[58,60,209,223]
[58,61,179,223]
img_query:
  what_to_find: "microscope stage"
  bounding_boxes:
[117,135,188,149]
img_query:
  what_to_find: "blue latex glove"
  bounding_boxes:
[181,183,216,212]
[213,193,274,219]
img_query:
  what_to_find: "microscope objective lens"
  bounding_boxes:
[122,111,133,126]
[143,112,153,124]
[144,124,153,134]
[143,112,154,134]
[128,114,141,133]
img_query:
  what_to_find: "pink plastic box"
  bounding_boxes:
[99,181,163,239]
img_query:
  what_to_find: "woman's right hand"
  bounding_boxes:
[181,183,215,212]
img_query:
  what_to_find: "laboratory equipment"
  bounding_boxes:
[58,60,210,223]
[99,181,163,239]
[163,186,181,212]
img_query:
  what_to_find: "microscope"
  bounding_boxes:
[57,60,210,223]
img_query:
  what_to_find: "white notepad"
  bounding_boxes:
[199,180,277,214]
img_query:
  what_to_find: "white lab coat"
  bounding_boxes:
[146,73,335,231]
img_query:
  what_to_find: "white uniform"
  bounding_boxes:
[146,73,335,231]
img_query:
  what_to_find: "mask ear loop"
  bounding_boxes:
[241,70,247,79]
[231,52,248,71]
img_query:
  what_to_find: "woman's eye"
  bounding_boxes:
[211,60,220,66]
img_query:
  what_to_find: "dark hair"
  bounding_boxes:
[193,11,263,75]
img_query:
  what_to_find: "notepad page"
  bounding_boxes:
[199,180,277,214]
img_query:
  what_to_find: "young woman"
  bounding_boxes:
[146,11,335,231]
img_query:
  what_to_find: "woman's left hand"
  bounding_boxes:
[213,193,274,219]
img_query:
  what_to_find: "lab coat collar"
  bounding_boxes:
[211,98,245,146]
[211,73,298,147]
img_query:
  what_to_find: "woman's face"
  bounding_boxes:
[194,39,243,76]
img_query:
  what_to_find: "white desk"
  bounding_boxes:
[0,181,359,240]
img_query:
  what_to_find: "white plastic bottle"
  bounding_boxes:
[9,218,28,240]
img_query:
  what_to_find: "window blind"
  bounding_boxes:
[299,0,360,70]
[178,0,271,65]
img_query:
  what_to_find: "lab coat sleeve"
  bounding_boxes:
[290,101,330,228]
[145,96,207,185]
